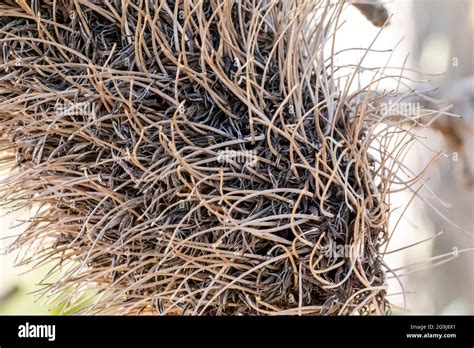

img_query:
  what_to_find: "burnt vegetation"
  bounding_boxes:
[0,0,423,315]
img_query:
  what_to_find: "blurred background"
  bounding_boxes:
[1,0,473,315]
[331,0,474,314]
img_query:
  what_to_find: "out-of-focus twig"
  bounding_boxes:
[0,285,20,305]
[351,1,390,27]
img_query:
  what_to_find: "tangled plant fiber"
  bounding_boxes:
[0,0,426,315]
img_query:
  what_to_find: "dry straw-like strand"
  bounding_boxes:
[0,0,437,315]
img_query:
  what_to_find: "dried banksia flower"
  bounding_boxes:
[0,0,433,315]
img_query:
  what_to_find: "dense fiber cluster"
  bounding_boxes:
[0,0,398,314]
